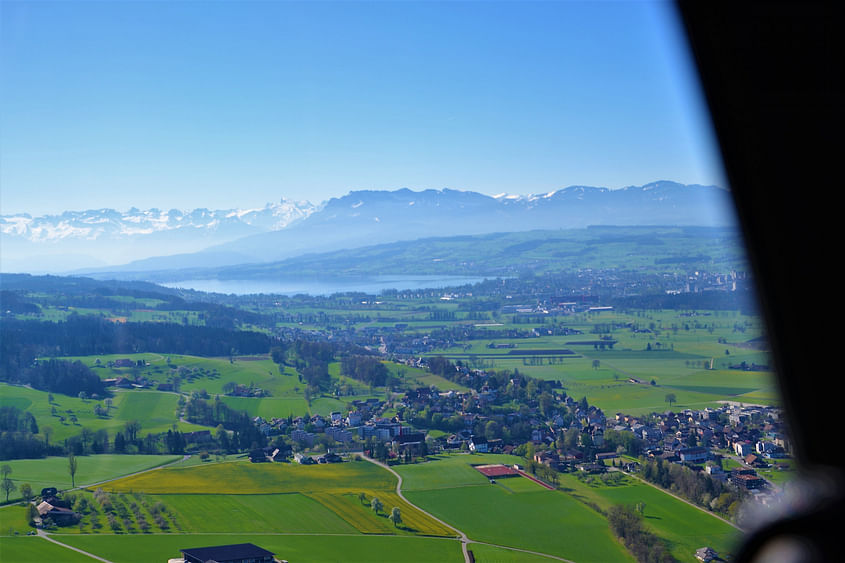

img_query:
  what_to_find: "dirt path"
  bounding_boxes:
[37,529,113,562]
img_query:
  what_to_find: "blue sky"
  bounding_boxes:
[0,0,724,215]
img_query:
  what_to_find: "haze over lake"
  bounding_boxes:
[161,275,492,296]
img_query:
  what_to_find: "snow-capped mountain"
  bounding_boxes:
[1,199,315,272]
[2,181,736,275]
[93,180,734,276]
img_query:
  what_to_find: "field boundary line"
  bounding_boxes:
[619,469,744,531]
[469,540,576,562]
[37,529,114,562]
[71,454,191,493]
[362,456,579,563]
[363,455,472,563]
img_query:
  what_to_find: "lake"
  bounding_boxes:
[161,275,493,296]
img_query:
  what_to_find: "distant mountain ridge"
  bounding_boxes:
[1,199,316,273]
[189,180,734,266]
[2,181,735,274]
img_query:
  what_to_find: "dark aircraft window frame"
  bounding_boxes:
[675,1,843,561]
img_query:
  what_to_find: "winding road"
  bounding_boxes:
[362,455,575,563]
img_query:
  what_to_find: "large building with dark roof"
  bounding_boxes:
[179,543,276,563]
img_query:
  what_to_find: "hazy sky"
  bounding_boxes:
[1,0,725,215]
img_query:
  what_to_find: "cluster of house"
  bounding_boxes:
[33,487,80,527]
[251,398,388,448]
[103,375,158,389]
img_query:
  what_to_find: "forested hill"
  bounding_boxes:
[1,316,272,363]
[0,273,269,328]
[95,225,749,283]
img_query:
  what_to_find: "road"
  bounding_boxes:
[37,529,114,562]
[362,455,575,563]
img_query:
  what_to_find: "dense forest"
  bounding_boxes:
[1,315,272,359]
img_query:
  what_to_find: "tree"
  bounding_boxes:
[0,464,10,481]
[592,359,601,370]
[389,506,402,528]
[68,452,78,488]
[358,492,368,505]
[370,496,383,515]
[20,483,33,503]
[27,502,39,524]
[124,420,141,443]
[1,476,16,502]
[665,393,677,408]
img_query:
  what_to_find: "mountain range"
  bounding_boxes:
[1,181,735,275]
[1,199,315,273]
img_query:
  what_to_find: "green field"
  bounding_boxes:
[407,481,630,562]
[394,454,631,562]
[0,536,98,562]
[0,454,183,501]
[594,481,739,561]
[103,458,455,538]
[393,453,744,562]
[104,458,393,495]
[52,533,464,563]
[430,309,776,415]
[152,493,358,534]
[0,383,207,443]
[396,453,523,491]
[467,542,563,562]
[3,302,775,561]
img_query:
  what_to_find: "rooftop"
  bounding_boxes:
[180,543,275,563]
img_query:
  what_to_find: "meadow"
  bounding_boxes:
[392,453,744,562]
[429,308,776,415]
[102,458,455,538]
[0,454,183,502]
[555,471,740,562]
[0,536,97,562]
[0,383,207,443]
[54,533,464,563]
[394,454,631,562]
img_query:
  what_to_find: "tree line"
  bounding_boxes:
[639,457,746,520]
[1,315,273,360]
[607,504,678,563]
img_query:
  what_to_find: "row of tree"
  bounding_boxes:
[639,457,746,520]
[606,504,678,563]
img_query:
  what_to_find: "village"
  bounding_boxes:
[244,355,791,520]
